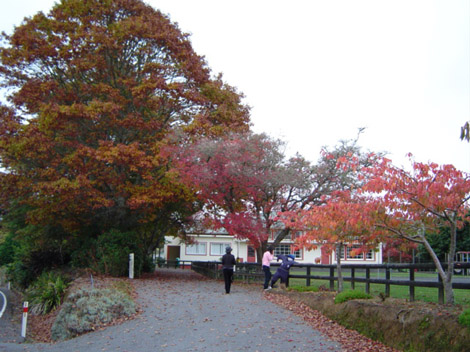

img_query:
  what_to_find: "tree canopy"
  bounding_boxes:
[177,131,378,262]
[0,0,250,279]
[362,155,470,304]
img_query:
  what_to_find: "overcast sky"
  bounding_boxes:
[1,1,469,171]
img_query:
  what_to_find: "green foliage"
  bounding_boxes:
[334,289,372,304]
[51,288,136,341]
[156,257,166,267]
[458,309,470,328]
[88,229,154,277]
[0,232,17,266]
[26,271,69,315]
[6,246,70,288]
[1,206,73,288]
[416,217,470,262]
[0,266,6,286]
[287,285,319,292]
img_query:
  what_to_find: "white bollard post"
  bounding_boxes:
[129,253,134,279]
[21,301,28,338]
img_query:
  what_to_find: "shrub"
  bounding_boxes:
[0,266,6,286]
[0,232,17,266]
[51,287,136,341]
[7,247,71,289]
[334,289,372,304]
[79,229,154,277]
[287,285,319,292]
[26,271,69,315]
[458,309,470,329]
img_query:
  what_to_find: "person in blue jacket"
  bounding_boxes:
[269,254,297,289]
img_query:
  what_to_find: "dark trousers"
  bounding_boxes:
[223,268,234,293]
[271,268,288,286]
[263,265,272,289]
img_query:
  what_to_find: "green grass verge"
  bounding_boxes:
[285,269,470,307]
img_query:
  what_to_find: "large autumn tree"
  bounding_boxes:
[0,0,249,275]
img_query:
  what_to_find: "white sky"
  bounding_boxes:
[1,0,469,171]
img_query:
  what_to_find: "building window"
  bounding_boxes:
[336,245,374,260]
[210,243,230,256]
[274,244,302,259]
[347,245,364,259]
[186,243,206,255]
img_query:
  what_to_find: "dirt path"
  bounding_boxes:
[0,269,342,352]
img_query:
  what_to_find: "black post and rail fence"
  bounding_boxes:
[187,261,470,304]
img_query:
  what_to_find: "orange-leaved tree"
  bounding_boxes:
[0,0,249,275]
[362,155,470,304]
[284,190,386,292]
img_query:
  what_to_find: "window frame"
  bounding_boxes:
[273,244,303,260]
[210,242,231,256]
[186,242,207,256]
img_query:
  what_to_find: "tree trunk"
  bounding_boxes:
[258,228,291,263]
[272,228,291,247]
[336,242,344,293]
[256,246,264,264]
[421,230,455,304]
[444,220,458,304]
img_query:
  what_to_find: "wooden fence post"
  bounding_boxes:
[438,274,444,304]
[385,267,390,297]
[409,268,415,302]
[365,268,370,294]
[329,267,335,291]
[351,267,355,290]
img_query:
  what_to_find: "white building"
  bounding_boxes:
[161,229,383,265]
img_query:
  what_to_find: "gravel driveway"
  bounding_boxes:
[0,269,342,352]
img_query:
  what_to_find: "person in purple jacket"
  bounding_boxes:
[269,254,297,290]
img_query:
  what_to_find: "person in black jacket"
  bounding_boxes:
[222,246,236,294]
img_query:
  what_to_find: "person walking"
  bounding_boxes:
[222,246,236,294]
[270,254,297,290]
[262,246,275,290]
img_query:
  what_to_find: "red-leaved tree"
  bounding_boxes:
[283,190,386,292]
[175,132,286,259]
[363,155,470,304]
[176,130,381,262]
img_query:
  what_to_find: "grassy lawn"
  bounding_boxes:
[284,268,470,306]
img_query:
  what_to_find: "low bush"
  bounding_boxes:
[72,229,155,277]
[51,287,136,341]
[334,289,372,304]
[26,271,69,315]
[458,309,470,329]
[287,285,319,292]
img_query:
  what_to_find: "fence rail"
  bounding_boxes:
[156,259,192,269]
[190,261,470,304]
